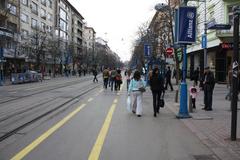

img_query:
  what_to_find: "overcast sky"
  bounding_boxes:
[68,0,165,62]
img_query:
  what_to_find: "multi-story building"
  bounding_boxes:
[83,26,96,66]
[187,0,240,82]
[19,0,55,71]
[55,0,84,72]
[0,0,20,75]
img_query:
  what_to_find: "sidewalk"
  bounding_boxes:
[166,82,240,160]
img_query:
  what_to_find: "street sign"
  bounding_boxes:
[166,48,173,55]
[144,44,151,57]
[207,24,231,30]
[201,34,207,48]
[176,7,197,44]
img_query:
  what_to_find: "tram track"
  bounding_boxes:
[0,77,94,105]
[0,83,102,142]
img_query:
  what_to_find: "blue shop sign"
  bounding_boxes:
[177,7,197,44]
[144,44,151,57]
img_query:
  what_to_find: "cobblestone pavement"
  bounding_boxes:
[166,82,240,160]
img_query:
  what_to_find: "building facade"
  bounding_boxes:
[187,0,240,82]
[0,0,20,76]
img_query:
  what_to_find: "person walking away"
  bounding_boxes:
[115,69,122,90]
[203,66,215,111]
[108,68,111,87]
[110,68,117,91]
[92,68,98,83]
[165,66,173,91]
[225,67,232,100]
[189,82,199,109]
[126,69,132,90]
[193,67,200,86]
[149,67,164,117]
[128,70,145,117]
[102,67,109,89]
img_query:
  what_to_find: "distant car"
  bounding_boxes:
[11,70,42,84]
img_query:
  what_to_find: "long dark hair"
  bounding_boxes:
[152,68,159,77]
[133,70,141,81]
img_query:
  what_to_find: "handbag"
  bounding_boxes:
[139,87,146,92]
[159,92,165,108]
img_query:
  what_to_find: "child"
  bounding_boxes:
[189,82,198,109]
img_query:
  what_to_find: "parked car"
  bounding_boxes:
[11,70,42,84]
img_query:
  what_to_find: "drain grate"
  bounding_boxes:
[193,155,218,160]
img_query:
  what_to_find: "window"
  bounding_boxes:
[21,30,28,39]
[228,6,234,25]
[47,0,52,8]
[31,18,38,28]
[60,8,67,20]
[41,22,46,31]
[41,0,46,6]
[31,2,38,15]
[47,13,52,21]
[40,8,46,19]
[21,0,28,6]
[60,19,67,31]
[7,4,17,15]
[20,13,28,23]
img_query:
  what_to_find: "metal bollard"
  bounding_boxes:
[189,95,193,113]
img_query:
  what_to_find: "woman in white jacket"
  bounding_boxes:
[128,70,145,117]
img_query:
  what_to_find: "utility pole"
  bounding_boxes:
[203,0,207,68]
[231,6,240,141]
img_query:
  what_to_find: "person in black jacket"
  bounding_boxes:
[150,67,165,117]
[203,66,215,111]
[165,66,173,91]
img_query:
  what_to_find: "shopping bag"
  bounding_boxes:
[159,92,165,108]
[127,96,131,112]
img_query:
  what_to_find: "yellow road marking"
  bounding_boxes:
[10,103,86,160]
[88,98,93,102]
[88,101,117,160]
[113,99,118,104]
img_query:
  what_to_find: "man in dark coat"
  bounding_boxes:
[203,66,215,111]
[165,66,173,91]
[150,67,165,117]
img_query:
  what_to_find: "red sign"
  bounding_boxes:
[166,48,173,55]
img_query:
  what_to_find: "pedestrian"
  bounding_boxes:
[193,67,200,86]
[115,69,122,90]
[110,68,117,91]
[225,66,232,100]
[48,69,51,77]
[149,67,165,117]
[92,68,98,83]
[189,81,199,109]
[126,69,132,91]
[102,67,109,89]
[165,66,173,91]
[203,66,215,111]
[108,68,111,87]
[128,70,146,117]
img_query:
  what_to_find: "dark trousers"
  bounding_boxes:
[192,98,196,108]
[103,78,108,88]
[111,78,116,91]
[152,91,162,114]
[127,79,130,91]
[165,79,173,91]
[93,75,98,82]
[204,86,213,110]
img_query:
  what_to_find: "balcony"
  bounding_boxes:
[216,26,240,42]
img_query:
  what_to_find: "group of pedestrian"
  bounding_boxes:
[101,67,122,91]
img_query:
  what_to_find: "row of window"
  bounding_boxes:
[21,12,52,23]
[21,0,52,9]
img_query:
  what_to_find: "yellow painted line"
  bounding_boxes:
[88,98,93,102]
[11,103,86,160]
[113,98,118,104]
[88,102,117,160]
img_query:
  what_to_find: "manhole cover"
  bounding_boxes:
[193,155,218,160]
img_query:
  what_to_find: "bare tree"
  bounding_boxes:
[47,37,61,77]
